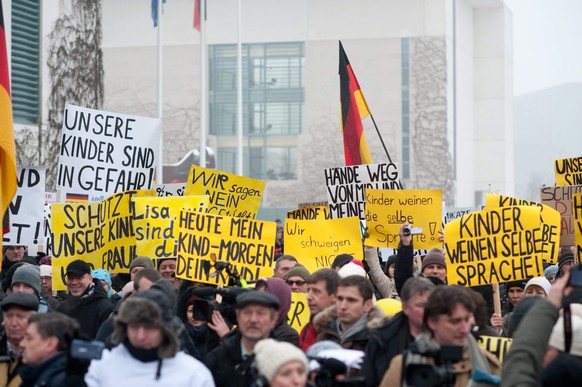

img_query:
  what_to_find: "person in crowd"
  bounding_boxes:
[380,285,500,387]
[273,255,297,279]
[91,268,122,307]
[204,291,280,387]
[285,265,310,293]
[330,253,355,272]
[300,268,339,351]
[274,226,285,255]
[19,313,81,387]
[490,280,526,333]
[504,296,543,339]
[1,261,27,297]
[134,268,162,292]
[361,277,435,387]
[1,246,28,281]
[557,250,575,278]
[313,275,386,350]
[468,289,499,337]
[254,338,309,387]
[85,288,214,386]
[363,245,393,299]
[337,259,367,278]
[11,264,53,313]
[0,293,39,387]
[39,265,52,294]
[384,255,399,300]
[256,277,299,346]
[524,276,552,298]
[57,260,114,340]
[157,258,180,290]
[544,264,558,284]
[129,256,155,281]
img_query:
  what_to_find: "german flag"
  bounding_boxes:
[339,41,373,166]
[0,1,17,248]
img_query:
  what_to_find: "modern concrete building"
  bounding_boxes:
[6,0,514,215]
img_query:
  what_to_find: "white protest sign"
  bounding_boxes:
[56,105,162,202]
[154,183,186,197]
[3,167,46,247]
[325,163,402,220]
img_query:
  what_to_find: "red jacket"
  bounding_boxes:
[299,320,318,351]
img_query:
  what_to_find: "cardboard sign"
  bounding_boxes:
[298,201,328,209]
[444,207,479,224]
[477,336,512,364]
[485,194,560,263]
[154,183,186,197]
[284,217,363,273]
[445,206,545,286]
[540,185,582,246]
[133,195,209,258]
[3,167,46,247]
[51,190,154,273]
[554,157,582,186]
[573,193,582,261]
[56,105,161,202]
[287,206,331,220]
[325,163,402,220]
[365,189,442,250]
[175,209,276,286]
[185,165,265,219]
[288,292,310,333]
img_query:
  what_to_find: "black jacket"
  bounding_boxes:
[272,320,299,347]
[394,243,414,295]
[360,311,414,387]
[57,280,113,340]
[204,331,257,387]
[19,352,67,387]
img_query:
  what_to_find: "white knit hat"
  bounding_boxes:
[549,304,582,356]
[39,265,52,278]
[254,338,308,383]
[524,276,551,296]
[337,261,366,278]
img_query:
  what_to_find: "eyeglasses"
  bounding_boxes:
[286,280,306,286]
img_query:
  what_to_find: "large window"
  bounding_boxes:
[210,42,304,180]
[11,0,41,124]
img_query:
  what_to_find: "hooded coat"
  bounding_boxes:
[313,304,387,351]
[57,279,113,340]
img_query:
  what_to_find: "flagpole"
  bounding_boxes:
[156,0,164,183]
[368,114,392,164]
[236,0,243,176]
[199,0,207,169]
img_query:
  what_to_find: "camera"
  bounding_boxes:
[70,339,105,360]
[403,226,423,236]
[404,344,463,387]
[186,286,249,326]
[313,357,365,387]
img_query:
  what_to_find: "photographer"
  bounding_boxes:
[380,286,500,387]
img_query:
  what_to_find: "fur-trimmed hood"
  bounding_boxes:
[313,304,387,334]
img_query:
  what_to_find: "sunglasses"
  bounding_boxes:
[286,280,306,286]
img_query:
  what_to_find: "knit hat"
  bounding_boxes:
[12,264,41,295]
[284,265,310,282]
[2,262,27,293]
[338,261,367,278]
[39,265,52,278]
[129,256,155,271]
[505,280,527,290]
[386,255,397,269]
[421,249,446,272]
[544,265,559,280]
[1,292,39,312]
[256,277,291,324]
[91,268,113,298]
[548,304,582,356]
[331,254,354,270]
[524,276,551,296]
[558,251,575,272]
[254,338,308,383]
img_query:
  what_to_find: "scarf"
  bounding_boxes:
[124,341,163,381]
[80,282,96,300]
[337,313,368,343]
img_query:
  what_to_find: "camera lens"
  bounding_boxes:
[403,227,411,236]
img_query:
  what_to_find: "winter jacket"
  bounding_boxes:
[360,311,414,387]
[299,320,318,351]
[0,333,22,387]
[272,320,299,347]
[85,344,214,387]
[394,242,414,295]
[57,280,114,340]
[19,352,67,387]
[313,305,387,351]
[501,299,559,387]
[364,246,392,299]
[204,331,257,387]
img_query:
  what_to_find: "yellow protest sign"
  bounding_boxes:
[51,256,84,291]
[477,336,512,364]
[287,206,331,220]
[175,209,276,286]
[554,157,582,186]
[445,206,545,286]
[485,194,560,263]
[185,165,265,219]
[284,217,363,273]
[540,185,582,246]
[573,193,582,261]
[52,190,155,273]
[288,292,310,333]
[133,195,209,259]
[365,189,442,250]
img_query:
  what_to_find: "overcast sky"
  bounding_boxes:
[506,0,582,95]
